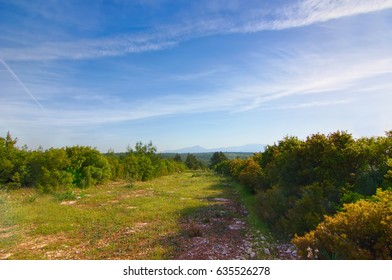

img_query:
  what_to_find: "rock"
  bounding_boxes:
[263,248,271,255]
[250,252,256,258]
[213,198,230,202]
[229,224,242,230]
[60,200,76,205]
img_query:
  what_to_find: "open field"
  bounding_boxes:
[0,171,274,260]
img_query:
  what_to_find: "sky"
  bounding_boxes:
[1,0,392,152]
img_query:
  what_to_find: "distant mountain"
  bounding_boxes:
[163,144,265,153]
[217,144,266,153]
[164,145,210,154]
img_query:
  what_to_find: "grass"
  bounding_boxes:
[0,171,242,260]
[227,178,278,259]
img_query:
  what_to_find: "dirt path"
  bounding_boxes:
[170,189,299,260]
[172,196,256,259]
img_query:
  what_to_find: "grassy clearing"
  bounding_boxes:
[0,171,245,260]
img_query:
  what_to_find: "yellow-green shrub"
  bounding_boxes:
[292,189,392,259]
[238,158,262,193]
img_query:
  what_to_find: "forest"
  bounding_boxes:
[1,131,391,259]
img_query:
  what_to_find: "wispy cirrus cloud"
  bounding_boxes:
[245,0,392,31]
[1,0,392,61]
[3,48,390,128]
[261,99,357,111]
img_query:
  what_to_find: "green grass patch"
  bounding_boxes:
[0,172,235,259]
[55,190,77,201]
[228,178,278,258]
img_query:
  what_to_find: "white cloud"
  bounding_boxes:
[4,52,390,128]
[269,0,392,30]
[162,69,224,81]
[1,0,392,61]
[1,0,392,135]
[262,99,357,111]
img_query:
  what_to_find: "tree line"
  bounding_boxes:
[0,133,185,193]
[213,131,392,259]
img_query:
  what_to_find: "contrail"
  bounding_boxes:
[0,58,47,113]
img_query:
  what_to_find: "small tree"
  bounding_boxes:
[209,152,227,168]
[185,154,203,170]
[173,153,182,163]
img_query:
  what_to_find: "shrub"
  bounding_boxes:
[214,160,231,175]
[238,158,262,193]
[292,189,392,259]
[209,152,228,168]
[256,185,290,235]
[66,146,111,188]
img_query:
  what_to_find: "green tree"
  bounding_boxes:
[173,153,182,163]
[209,152,228,168]
[0,132,18,186]
[185,154,204,170]
[0,132,29,189]
[66,146,111,188]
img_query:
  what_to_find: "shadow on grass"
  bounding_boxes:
[157,174,253,260]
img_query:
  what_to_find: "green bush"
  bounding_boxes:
[1,133,184,192]
[214,160,231,175]
[256,185,289,235]
[292,189,392,259]
[219,131,392,238]
[122,142,185,181]
[209,152,228,168]
[238,158,262,193]
[66,146,111,188]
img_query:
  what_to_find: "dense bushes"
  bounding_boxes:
[214,131,392,244]
[215,156,262,193]
[65,146,111,188]
[0,132,24,188]
[25,148,74,192]
[292,189,392,259]
[0,133,185,192]
[123,142,185,181]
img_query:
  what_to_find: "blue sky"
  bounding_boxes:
[1,0,392,152]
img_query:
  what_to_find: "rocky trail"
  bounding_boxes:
[171,195,299,260]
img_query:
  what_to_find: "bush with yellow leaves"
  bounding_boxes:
[292,189,392,259]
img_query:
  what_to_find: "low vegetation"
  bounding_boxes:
[0,172,250,259]
[292,189,392,259]
[1,130,391,259]
[0,133,185,193]
[215,130,392,259]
